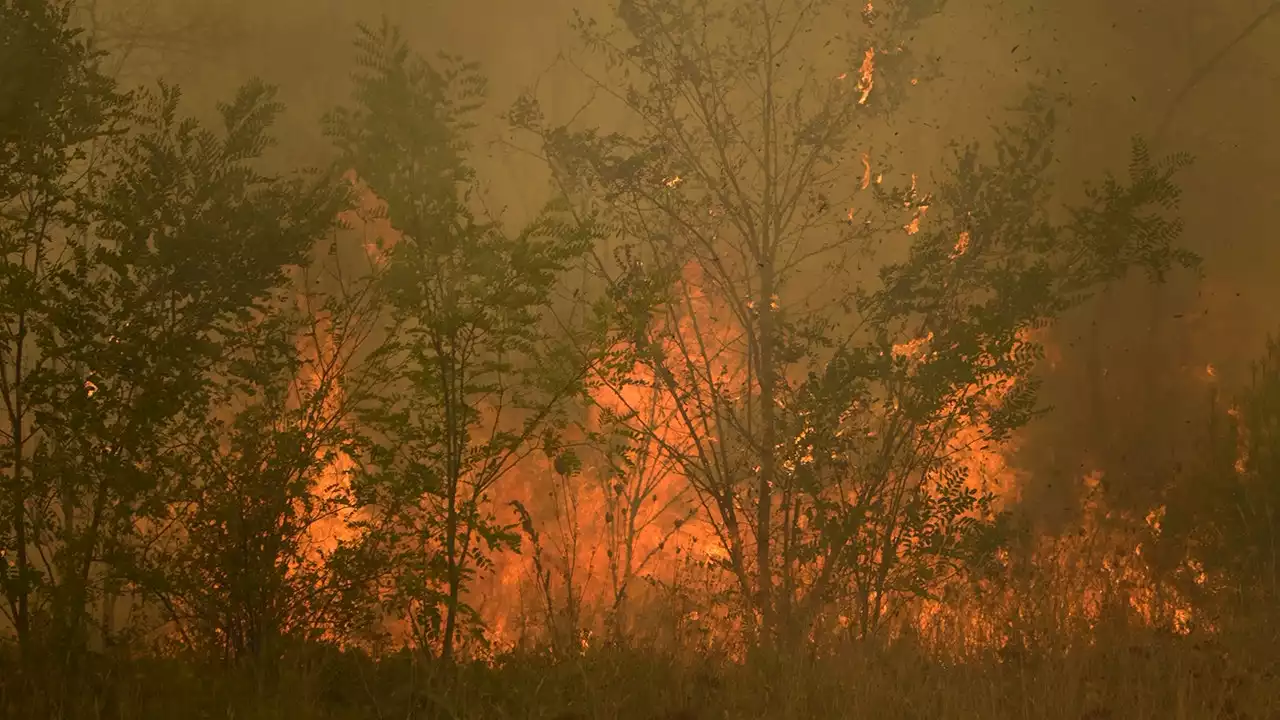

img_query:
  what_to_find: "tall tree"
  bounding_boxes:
[2,4,347,709]
[514,0,1198,648]
[1,0,127,670]
[326,21,600,662]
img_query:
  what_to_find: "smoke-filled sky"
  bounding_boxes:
[87,0,1279,460]
[93,0,1278,309]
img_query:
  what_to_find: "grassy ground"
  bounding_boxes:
[4,613,1276,720]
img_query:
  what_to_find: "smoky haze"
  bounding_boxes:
[96,0,1279,339]
[3,0,1279,718]
[113,0,1277,544]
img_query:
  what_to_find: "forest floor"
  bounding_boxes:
[5,616,1277,720]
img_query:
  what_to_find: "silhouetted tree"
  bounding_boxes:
[2,0,120,678]
[2,3,346,709]
[513,0,1199,649]
[118,244,389,684]
[326,21,602,662]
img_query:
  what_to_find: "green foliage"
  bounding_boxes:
[116,267,388,668]
[1,0,129,656]
[0,3,350,706]
[54,76,346,648]
[326,20,599,660]
[777,93,1199,634]
[0,0,126,207]
[512,0,1199,646]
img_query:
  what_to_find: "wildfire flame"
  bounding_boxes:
[294,173,1213,657]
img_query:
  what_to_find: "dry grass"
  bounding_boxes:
[4,610,1276,720]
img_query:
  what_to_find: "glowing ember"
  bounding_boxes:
[857,48,876,104]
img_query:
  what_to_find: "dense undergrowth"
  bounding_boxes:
[3,617,1277,720]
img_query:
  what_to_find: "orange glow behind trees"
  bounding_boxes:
[8,8,1262,705]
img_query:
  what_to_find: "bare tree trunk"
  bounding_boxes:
[754,0,780,646]
[756,258,778,644]
[438,327,461,663]
[5,312,31,662]
[442,479,460,663]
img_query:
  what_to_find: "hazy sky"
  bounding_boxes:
[88,0,1280,388]
[96,1,1276,263]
